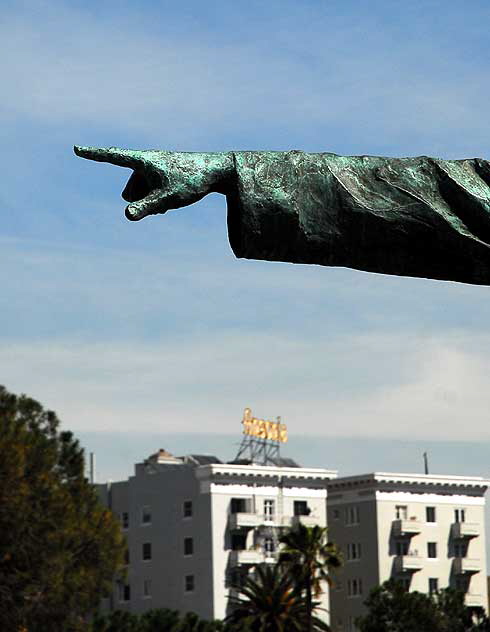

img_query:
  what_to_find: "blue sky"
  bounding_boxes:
[2,0,490,485]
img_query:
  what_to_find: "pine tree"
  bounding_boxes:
[0,385,126,631]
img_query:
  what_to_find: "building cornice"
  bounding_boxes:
[327,472,490,492]
[195,463,338,482]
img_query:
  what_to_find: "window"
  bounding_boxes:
[427,542,437,558]
[333,509,340,520]
[345,506,360,525]
[141,505,152,525]
[228,567,247,589]
[294,500,310,516]
[143,579,152,598]
[124,548,130,565]
[426,507,436,523]
[428,578,439,594]
[347,543,362,560]
[396,541,409,556]
[347,616,356,632]
[264,499,275,520]
[185,574,195,592]
[231,533,247,551]
[264,537,275,555]
[231,498,251,514]
[183,500,193,518]
[399,577,411,592]
[455,509,466,523]
[142,542,152,561]
[347,578,363,597]
[454,543,467,558]
[455,577,469,593]
[118,583,130,602]
[122,512,129,529]
[395,505,408,520]
[184,537,194,556]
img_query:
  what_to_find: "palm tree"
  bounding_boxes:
[224,563,329,632]
[278,524,342,632]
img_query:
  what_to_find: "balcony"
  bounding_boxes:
[229,549,264,566]
[465,593,484,607]
[394,554,423,573]
[451,522,480,539]
[229,548,278,566]
[453,558,481,575]
[290,514,321,528]
[392,518,421,537]
[229,512,261,530]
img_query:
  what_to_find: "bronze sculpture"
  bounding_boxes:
[75,146,490,285]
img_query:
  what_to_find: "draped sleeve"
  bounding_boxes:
[226,150,490,285]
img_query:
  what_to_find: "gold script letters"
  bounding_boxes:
[242,408,288,443]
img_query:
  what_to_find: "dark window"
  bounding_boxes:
[347,542,361,560]
[119,583,130,601]
[427,542,437,558]
[396,541,409,556]
[333,509,340,520]
[294,500,310,516]
[183,500,193,518]
[455,509,466,523]
[264,537,275,554]
[399,577,411,592]
[142,506,151,524]
[185,574,194,592]
[455,577,469,593]
[122,512,129,529]
[142,542,152,561]
[426,507,436,523]
[184,537,193,556]
[345,506,360,525]
[231,498,250,514]
[228,568,247,589]
[429,578,439,594]
[231,533,247,550]
[124,548,130,565]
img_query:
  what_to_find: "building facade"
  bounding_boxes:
[97,449,337,622]
[326,473,489,632]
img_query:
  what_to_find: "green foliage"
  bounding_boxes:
[278,524,342,631]
[91,608,225,632]
[0,385,126,632]
[224,563,329,632]
[357,580,490,632]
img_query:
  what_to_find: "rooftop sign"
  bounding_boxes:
[242,408,288,443]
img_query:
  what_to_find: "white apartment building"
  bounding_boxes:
[326,472,489,632]
[97,448,337,622]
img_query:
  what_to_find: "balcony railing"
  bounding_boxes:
[394,554,423,573]
[229,512,261,529]
[465,593,484,607]
[290,514,321,528]
[229,549,278,566]
[451,522,480,539]
[453,558,481,575]
[392,518,421,536]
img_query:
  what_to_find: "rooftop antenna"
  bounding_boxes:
[423,452,429,475]
[89,452,96,484]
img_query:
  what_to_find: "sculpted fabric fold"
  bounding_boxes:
[228,151,490,284]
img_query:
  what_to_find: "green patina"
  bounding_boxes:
[75,146,490,285]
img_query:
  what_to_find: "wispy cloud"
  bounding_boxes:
[4,329,490,440]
